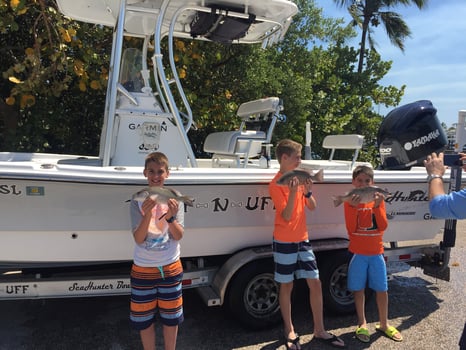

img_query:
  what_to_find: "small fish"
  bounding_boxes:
[131,186,194,207]
[277,168,324,185]
[332,186,391,207]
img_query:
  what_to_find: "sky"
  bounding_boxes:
[315,0,466,127]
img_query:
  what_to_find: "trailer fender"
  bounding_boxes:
[211,245,273,305]
[212,239,350,303]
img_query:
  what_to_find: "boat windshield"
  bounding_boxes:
[120,48,145,93]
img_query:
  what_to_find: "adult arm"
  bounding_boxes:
[430,190,466,219]
[423,152,447,199]
[424,152,466,219]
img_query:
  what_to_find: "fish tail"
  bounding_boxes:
[180,196,195,207]
[332,196,342,207]
[313,169,324,182]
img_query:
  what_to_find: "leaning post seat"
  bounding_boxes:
[323,134,364,169]
[204,97,282,167]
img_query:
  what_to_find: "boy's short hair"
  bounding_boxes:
[352,165,374,180]
[145,152,169,171]
[276,139,302,164]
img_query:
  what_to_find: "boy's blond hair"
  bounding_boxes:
[144,152,169,171]
[352,165,374,180]
[276,139,302,164]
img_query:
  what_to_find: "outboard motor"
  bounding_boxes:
[378,100,447,170]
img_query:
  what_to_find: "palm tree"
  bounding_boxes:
[333,0,429,73]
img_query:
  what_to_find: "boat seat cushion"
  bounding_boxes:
[323,134,364,150]
[204,130,266,155]
[203,97,280,159]
[236,97,280,118]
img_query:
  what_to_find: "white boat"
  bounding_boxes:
[0,0,449,270]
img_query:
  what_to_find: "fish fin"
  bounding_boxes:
[164,186,180,196]
[131,189,150,202]
[276,172,290,185]
[135,189,149,195]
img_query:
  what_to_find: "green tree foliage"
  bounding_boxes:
[0,0,405,166]
[333,0,429,73]
[0,0,112,153]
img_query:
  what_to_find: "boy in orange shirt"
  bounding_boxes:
[344,165,402,343]
[269,139,345,349]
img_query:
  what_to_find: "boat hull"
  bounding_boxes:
[0,160,445,268]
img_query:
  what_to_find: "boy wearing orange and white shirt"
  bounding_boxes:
[344,165,402,343]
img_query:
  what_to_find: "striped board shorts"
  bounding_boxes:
[273,239,319,283]
[130,259,184,330]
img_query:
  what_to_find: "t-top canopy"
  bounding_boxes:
[56,0,298,42]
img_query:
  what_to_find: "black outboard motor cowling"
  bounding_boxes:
[377,100,447,170]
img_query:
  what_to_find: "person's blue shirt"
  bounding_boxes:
[430,189,466,220]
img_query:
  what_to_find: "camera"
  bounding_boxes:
[443,154,464,167]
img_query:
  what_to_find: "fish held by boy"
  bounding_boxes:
[131,186,194,207]
[277,168,324,185]
[332,186,391,207]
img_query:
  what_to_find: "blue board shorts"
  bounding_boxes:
[273,239,319,283]
[347,253,387,292]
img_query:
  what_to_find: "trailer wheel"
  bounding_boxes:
[319,250,355,314]
[226,259,281,330]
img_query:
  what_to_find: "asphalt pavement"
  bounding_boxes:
[1,221,466,350]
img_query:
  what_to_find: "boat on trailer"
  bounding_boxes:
[0,1,452,279]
